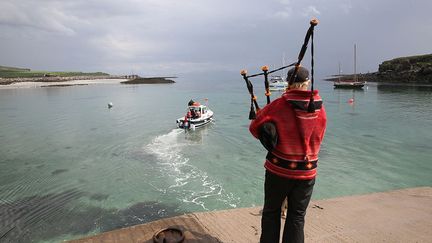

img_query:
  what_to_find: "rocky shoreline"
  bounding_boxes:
[325,53,432,84]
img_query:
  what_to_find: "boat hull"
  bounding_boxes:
[269,86,287,91]
[176,116,213,130]
[334,82,365,89]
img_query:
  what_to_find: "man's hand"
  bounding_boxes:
[259,122,278,152]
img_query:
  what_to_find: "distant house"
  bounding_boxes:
[126,75,139,79]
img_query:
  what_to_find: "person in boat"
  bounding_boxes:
[190,109,196,119]
[249,66,327,243]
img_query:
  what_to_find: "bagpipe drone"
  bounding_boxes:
[240,18,319,119]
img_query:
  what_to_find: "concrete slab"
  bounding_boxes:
[69,187,432,243]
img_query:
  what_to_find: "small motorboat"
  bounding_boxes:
[269,75,288,91]
[176,99,213,130]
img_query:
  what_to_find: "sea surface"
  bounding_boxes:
[0,78,431,242]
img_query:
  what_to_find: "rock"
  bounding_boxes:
[376,54,432,83]
[325,54,432,84]
[121,77,176,84]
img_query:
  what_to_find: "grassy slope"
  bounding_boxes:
[0,65,31,72]
[0,66,109,78]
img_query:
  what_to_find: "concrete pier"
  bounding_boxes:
[69,187,432,243]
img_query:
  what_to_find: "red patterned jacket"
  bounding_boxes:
[249,89,327,180]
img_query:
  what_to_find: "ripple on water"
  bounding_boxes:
[35,164,45,169]
[88,193,110,201]
[0,189,84,242]
[0,190,184,242]
[51,169,68,176]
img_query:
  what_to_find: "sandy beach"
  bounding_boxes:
[0,78,127,89]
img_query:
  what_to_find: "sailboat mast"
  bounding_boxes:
[354,44,357,82]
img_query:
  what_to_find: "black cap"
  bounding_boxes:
[287,66,309,84]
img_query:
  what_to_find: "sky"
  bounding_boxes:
[1,0,431,79]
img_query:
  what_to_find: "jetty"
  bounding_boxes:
[69,187,432,242]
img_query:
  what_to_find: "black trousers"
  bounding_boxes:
[260,170,315,243]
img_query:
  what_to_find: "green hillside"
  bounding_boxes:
[0,65,31,72]
[377,54,432,83]
[0,65,109,78]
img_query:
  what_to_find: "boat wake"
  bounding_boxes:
[144,129,239,210]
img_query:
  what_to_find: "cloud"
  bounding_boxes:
[0,0,82,35]
[271,0,292,19]
[272,1,321,19]
[0,0,431,77]
[272,9,293,19]
[102,60,231,77]
[89,34,171,60]
[339,1,353,14]
[302,5,321,17]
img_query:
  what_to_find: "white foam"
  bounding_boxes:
[144,129,240,210]
[146,129,188,169]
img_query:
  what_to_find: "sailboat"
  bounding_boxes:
[334,44,365,89]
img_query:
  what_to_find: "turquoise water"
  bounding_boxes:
[0,80,431,242]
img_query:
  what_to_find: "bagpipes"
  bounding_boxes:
[240,18,319,120]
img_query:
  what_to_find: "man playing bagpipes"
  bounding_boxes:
[241,19,327,243]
